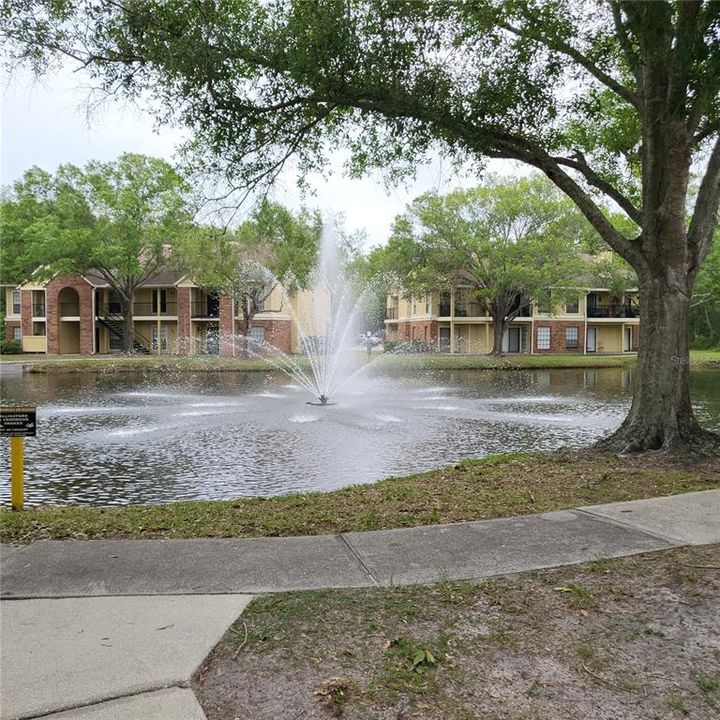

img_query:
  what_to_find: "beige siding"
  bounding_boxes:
[594,325,623,353]
[289,287,332,352]
[22,336,47,353]
[59,321,80,354]
[453,324,492,353]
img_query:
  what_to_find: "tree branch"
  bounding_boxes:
[693,121,719,145]
[668,1,702,116]
[609,1,642,87]
[501,20,638,108]
[494,140,647,271]
[688,134,720,271]
[552,151,642,225]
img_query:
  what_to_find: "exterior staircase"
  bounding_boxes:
[98,312,151,354]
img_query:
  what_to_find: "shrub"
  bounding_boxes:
[384,340,432,354]
[0,339,22,355]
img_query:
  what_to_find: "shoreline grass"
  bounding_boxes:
[2,451,718,544]
[1,349,718,374]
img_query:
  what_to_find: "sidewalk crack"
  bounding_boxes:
[336,534,379,587]
[573,509,686,547]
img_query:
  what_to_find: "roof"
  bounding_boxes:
[82,267,185,288]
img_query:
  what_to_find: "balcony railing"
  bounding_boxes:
[587,305,639,319]
[131,301,178,316]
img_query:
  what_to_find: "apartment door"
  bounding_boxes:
[439,327,450,352]
[586,327,597,353]
[151,324,168,352]
[508,327,521,353]
[624,326,633,352]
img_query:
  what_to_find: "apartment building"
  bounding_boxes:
[3,270,322,356]
[385,286,640,354]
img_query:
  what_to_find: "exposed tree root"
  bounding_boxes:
[596,421,720,457]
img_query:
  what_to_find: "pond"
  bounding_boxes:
[1,367,719,506]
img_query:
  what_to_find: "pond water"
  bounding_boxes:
[1,366,718,506]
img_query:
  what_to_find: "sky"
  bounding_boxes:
[2,65,519,248]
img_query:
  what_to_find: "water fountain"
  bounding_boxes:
[243,221,373,405]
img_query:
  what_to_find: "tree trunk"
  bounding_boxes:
[121,298,134,353]
[597,265,718,454]
[240,302,253,359]
[490,313,506,356]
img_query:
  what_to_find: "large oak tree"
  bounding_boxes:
[386,176,590,355]
[3,0,718,451]
[2,154,194,352]
[174,201,320,356]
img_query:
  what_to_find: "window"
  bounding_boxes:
[566,297,580,314]
[32,322,46,336]
[109,332,123,350]
[424,292,430,314]
[12,290,21,315]
[250,326,265,343]
[537,326,551,350]
[565,327,579,349]
[152,289,168,314]
[412,295,418,315]
[13,326,22,341]
[151,325,168,351]
[108,291,122,314]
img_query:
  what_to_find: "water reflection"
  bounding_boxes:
[1,368,718,506]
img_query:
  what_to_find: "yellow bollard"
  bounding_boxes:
[10,436,24,511]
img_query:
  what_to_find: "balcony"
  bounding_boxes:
[131,301,178,316]
[191,301,220,318]
[587,304,639,319]
[452,304,486,318]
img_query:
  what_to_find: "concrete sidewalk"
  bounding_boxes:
[1,489,718,719]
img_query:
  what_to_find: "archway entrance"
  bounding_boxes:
[58,287,81,354]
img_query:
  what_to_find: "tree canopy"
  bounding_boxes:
[174,200,320,352]
[1,153,195,350]
[385,176,593,354]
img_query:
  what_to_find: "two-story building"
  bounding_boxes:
[385,286,640,354]
[3,270,324,357]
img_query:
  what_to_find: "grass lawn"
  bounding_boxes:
[2,348,718,372]
[194,544,720,719]
[2,451,718,544]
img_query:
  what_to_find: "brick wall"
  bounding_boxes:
[408,320,438,347]
[534,320,585,354]
[45,275,94,355]
[219,294,235,356]
[397,322,411,341]
[235,318,292,355]
[20,290,32,338]
[176,287,192,354]
[4,320,20,341]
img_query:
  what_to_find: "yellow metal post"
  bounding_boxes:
[10,436,24,511]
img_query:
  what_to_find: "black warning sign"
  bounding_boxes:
[0,407,37,437]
